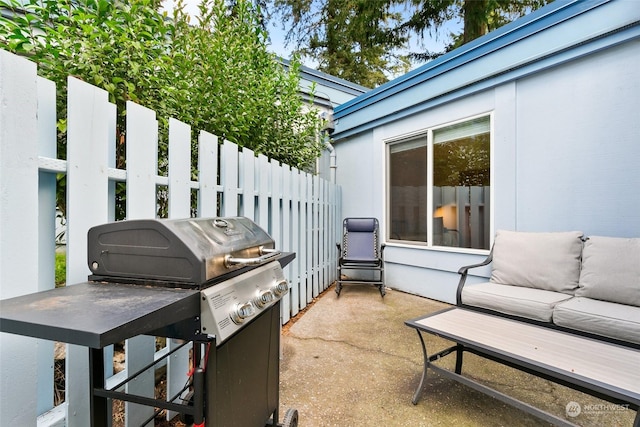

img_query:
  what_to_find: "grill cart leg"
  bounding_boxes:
[193,367,205,427]
[90,347,110,427]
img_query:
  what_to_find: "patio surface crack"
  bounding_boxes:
[285,334,419,365]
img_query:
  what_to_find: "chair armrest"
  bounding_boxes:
[455,250,493,306]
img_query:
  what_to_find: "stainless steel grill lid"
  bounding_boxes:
[87,217,278,287]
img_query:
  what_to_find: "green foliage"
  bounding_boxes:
[265,0,551,81]
[268,0,410,87]
[0,0,323,209]
[168,0,322,169]
[55,251,65,287]
[402,0,553,61]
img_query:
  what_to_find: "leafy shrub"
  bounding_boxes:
[0,0,323,218]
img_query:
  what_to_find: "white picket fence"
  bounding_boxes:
[0,50,340,426]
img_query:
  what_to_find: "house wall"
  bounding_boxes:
[332,35,640,303]
[514,41,640,236]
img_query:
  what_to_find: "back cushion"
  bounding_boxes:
[575,236,640,306]
[344,218,377,261]
[490,230,583,293]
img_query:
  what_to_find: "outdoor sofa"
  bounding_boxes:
[407,230,640,426]
[458,230,640,347]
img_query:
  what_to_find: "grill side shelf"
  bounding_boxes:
[0,282,200,348]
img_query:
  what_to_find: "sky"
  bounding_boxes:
[160,0,459,73]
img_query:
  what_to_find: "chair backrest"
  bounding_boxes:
[342,218,379,262]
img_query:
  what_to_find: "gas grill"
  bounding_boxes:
[0,217,299,427]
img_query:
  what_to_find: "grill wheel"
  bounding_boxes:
[282,408,299,427]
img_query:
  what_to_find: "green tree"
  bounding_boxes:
[266,0,551,83]
[401,0,553,61]
[267,0,410,87]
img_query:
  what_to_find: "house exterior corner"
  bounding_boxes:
[328,0,640,302]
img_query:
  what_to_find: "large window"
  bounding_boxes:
[388,115,491,250]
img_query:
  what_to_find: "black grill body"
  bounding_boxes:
[0,217,297,427]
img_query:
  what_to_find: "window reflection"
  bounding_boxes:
[389,137,427,242]
[433,117,490,249]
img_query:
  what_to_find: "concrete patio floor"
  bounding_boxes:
[278,284,636,427]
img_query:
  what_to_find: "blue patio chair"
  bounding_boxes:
[336,218,385,297]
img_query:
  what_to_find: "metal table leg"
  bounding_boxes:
[411,330,428,405]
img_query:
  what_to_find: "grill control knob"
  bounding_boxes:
[254,290,275,308]
[273,279,289,296]
[230,302,255,324]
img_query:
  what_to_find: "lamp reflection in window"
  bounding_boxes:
[434,205,459,246]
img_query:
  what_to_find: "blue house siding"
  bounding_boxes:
[513,41,640,236]
[330,0,640,302]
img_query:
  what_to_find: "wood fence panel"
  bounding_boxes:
[65,76,113,427]
[126,101,158,217]
[306,174,313,304]
[318,177,326,292]
[221,139,239,217]
[123,101,160,427]
[166,118,193,423]
[257,154,270,232]
[280,164,292,322]
[297,172,308,308]
[289,167,301,316]
[197,131,219,217]
[270,161,286,322]
[169,118,192,218]
[0,49,40,426]
[240,146,255,220]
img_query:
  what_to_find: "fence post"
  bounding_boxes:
[0,48,40,427]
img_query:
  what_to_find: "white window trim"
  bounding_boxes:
[385,112,494,254]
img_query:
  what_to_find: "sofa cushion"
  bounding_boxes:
[462,282,573,322]
[490,230,583,293]
[575,236,640,307]
[553,297,640,345]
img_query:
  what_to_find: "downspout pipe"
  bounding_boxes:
[319,111,336,183]
[324,136,336,184]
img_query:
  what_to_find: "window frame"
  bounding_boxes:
[385,113,494,254]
